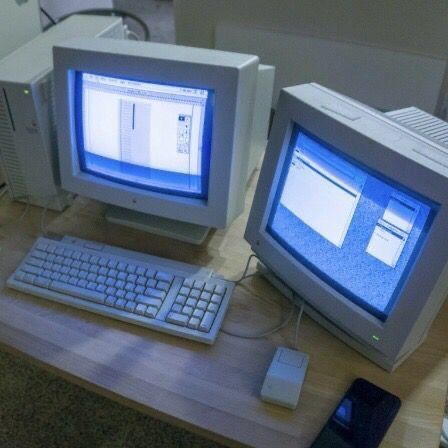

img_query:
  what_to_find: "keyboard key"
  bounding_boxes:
[166,312,188,326]
[126,264,137,274]
[146,278,157,288]
[14,270,26,282]
[182,306,193,316]
[72,251,82,260]
[156,281,170,292]
[144,288,165,301]
[23,264,42,276]
[63,249,73,257]
[190,289,201,299]
[90,255,100,264]
[87,273,96,282]
[175,295,187,305]
[33,250,47,260]
[145,268,156,278]
[116,289,126,299]
[105,296,116,307]
[115,280,125,289]
[50,281,106,304]
[214,285,226,295]
[98,267,108,276]
[115,298,126,309]
[207,303,218,313]
[80,253,90,262]
[117,272,127,281]
[211,294,222,305]
[105,287,116,296]
[179,287,190,296]
[125,301,136,313]
[69,268,79,277]
[72,261,82,269]
[28,257,45,268]
[136,276,146,286]
[46,245,56,254]
[51,272,61,281]
[69,277,78,286]
[105,278,115,287]
[136,295,162,308]
[108,269,118,278]
[199,311,215,332]
[156,271,174,283]
[145,306,158,318]
[192,309,204,319]
[77,279,88,288]
[134,285,145,295]
[183,278,194,288]
[135,304,147,315]
[117,262,127,271]
[34,276,50,288]
[97,275,107,284]
[125,292,136,301]
[55,247,64,256]
[87,282,97,290]
[107,260,118,269]
[60,266,70,275]
[136,266,146,276]
[193,280,205,290]
[96,284,107,293]
[200,292,211,302]
[79,270,88,279]
[204,283,214,293]
[172,304,182,313]
[125,282,135,292]
[188,317,200,330]
[59,274,69,283]
[186,298,197,308]
[24,273,36,284]
[98,257,108,267]
[36,242,48,251]
[196,300,207,310]
[127,274,137,283]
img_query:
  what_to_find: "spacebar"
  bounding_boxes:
[50,281,106,304]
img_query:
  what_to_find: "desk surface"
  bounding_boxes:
[0,177,447,448]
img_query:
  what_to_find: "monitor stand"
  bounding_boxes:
[105,206,210,245]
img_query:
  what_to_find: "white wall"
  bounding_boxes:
[174,0,448,59]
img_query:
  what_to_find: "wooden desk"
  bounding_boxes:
[0,180,447,448]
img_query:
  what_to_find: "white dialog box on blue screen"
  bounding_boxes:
[280,144,366,248]
[366,195,420,268]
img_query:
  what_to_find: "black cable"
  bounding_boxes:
[40,7,57,26]
[57,9,150,41]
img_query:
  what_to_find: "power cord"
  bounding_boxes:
[39,6,56,26]
[222,253,300,340]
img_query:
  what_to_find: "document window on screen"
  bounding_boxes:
[76,72,214,198]
[267,126,437,320]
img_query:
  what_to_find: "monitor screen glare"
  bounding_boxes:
[76,72,214,198]
[267,126,437,320]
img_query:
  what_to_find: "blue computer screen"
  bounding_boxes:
[75,72,214,199]
[267,126,438,320]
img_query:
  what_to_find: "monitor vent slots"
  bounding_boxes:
[0,92,27,197]
[387,107,448,152]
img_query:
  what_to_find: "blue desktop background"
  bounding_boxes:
[268,128,437,320]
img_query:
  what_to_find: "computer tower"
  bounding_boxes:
[0,15,124,211]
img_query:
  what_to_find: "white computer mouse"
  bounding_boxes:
[260,346,309,409]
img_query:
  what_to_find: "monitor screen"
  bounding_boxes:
[267,126,438,320]
[75,72,214,199]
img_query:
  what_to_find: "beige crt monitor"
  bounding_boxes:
[245,83,448,371]
[54,38,259,243]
